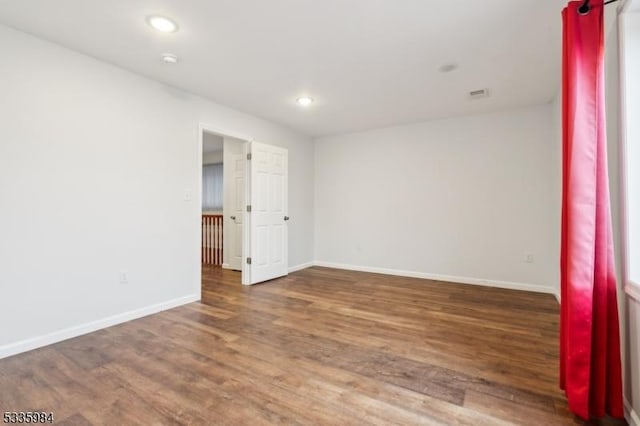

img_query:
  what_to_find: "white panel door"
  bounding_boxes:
[246,141,288,284]
[228,153,245,271]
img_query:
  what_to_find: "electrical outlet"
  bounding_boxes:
[525,253,534,263]
[184,189,192,202]
[119,271,129,284]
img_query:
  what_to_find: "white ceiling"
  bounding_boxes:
[0,0,565,137]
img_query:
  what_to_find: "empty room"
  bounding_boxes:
[1,0,639,425]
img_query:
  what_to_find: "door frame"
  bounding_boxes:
[198,123,252,286]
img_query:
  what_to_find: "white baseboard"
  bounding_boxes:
[289,262,314,273]
[221,263,231,270]
[626,398,640,426]
[0,294,200,360]
[313,261,556,295]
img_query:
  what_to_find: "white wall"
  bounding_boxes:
[551,92,563,300]
[203,132,224,165]
[203,151,223,165]
[0,24,314,357]
[314,104,558,292]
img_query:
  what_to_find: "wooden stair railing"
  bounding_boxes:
[202,214,223,266]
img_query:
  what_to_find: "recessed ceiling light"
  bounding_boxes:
[147,15,178,33]
[162,53,178,64]
[438,63,458,73]
[296,97,314,107]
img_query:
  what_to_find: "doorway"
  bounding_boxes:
[200,129,246,285]
[198,125,290,290]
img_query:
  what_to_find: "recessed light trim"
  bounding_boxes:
[296,97,314,107]
[162,53,178,64]
[147,15,178,33]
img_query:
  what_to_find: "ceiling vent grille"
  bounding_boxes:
[469,88,490,99]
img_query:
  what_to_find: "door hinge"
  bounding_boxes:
[246,205,252,212]
[246,153,252,160]
[246,257,252,264]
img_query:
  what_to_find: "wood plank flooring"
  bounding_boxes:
[0,266,628,425]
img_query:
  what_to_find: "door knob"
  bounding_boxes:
[284,216,290,221]
[230,216,236,220]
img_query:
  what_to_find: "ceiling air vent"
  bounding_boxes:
[469,88,490,99]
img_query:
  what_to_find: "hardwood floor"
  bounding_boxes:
[0,266,628,425]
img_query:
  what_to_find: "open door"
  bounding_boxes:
[228,152,245,271]
[243,141,288,285]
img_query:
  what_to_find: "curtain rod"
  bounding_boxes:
[579,0,620,15]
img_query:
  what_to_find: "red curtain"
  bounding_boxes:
[560,0,624,420]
